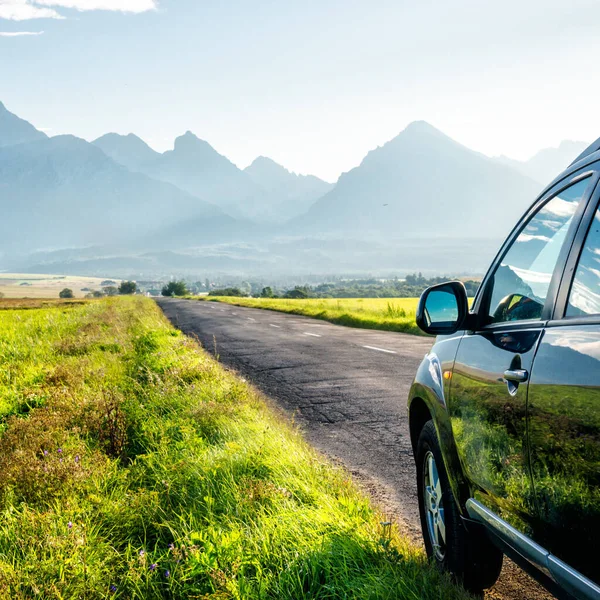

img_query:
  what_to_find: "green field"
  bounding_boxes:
[0,273,117,299]
[199,297,423,335]
[0,297,469,599]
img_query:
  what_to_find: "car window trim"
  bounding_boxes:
[552,178,600,321]
[470,168,599,332]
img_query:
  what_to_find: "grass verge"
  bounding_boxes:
[0,297,468,599]
[195,297,423,335]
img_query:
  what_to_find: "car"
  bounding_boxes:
[408,139,600,599]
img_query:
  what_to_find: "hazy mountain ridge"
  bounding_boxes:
[244,156,334,221]
[139,131,264,219]
[0,101,47,148]
[93,132,160,171]
[291,120,543,240]
[495,140,588,184]
[0,101,590,277]
[0,134,236,253]
[93,131,332,223]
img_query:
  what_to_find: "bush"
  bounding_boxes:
[261,286,274,298]
[161,281,189,297]
[59,288,74,299]
[118,281,137,295]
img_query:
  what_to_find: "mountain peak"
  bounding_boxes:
[250,155,279,167]
[173,131,214,153]
[400,120,451,142]
[403,120,437,133]
[247,155,288,174]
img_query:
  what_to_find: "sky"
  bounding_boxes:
[1,0,599,182]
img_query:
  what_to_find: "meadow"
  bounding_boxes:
[199,297,422,335]
[0,296,470,599]
[0,273,115,299]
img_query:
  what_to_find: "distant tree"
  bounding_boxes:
[118,281,137,295]
[205,278,210,291]
[59,288,74,299]
[261,286,274,298]
[101,280,117,286]
[0,291,4,299]
[92,290,105,298]
[161,280,189,297]
[103,286,119,296]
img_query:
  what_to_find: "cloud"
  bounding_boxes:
[0,0,157,20]
[0,1,62,20]
[0,28,43,34]
[34,0,157,12]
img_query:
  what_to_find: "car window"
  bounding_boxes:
[488,177,590,324]
[566,203,600,316]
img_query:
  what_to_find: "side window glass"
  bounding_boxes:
[488,178,589,324]
[567,204,600,316]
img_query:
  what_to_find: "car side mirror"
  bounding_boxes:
[416,281,469,335]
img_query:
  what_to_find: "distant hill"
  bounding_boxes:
[93,132,160,171]
[244,156,334,221]
[0,135,237,253]
[291,121,542,240]
[495,140,589,184]
[0,101,47,147]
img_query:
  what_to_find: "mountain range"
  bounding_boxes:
[93,131,333,223]
[0,101,589,277]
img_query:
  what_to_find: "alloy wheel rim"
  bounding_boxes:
[423,450,446,560]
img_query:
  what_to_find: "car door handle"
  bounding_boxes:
[504,369,528,383]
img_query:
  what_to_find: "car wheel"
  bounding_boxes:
[416,420,503,592]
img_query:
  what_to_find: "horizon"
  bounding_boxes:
[2,0,600,180]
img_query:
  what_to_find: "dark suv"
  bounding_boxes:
[409,141,600,600]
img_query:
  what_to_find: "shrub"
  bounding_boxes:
[59,288,74,299]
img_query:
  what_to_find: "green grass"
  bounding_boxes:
[0,297,470,599]
[197,297,423,335]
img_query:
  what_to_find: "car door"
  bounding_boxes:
[527,187,600,593]
[448,171,596,539]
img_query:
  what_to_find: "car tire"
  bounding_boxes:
[416,420,503,592]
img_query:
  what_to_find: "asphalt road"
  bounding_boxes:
[156,298,553,600]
